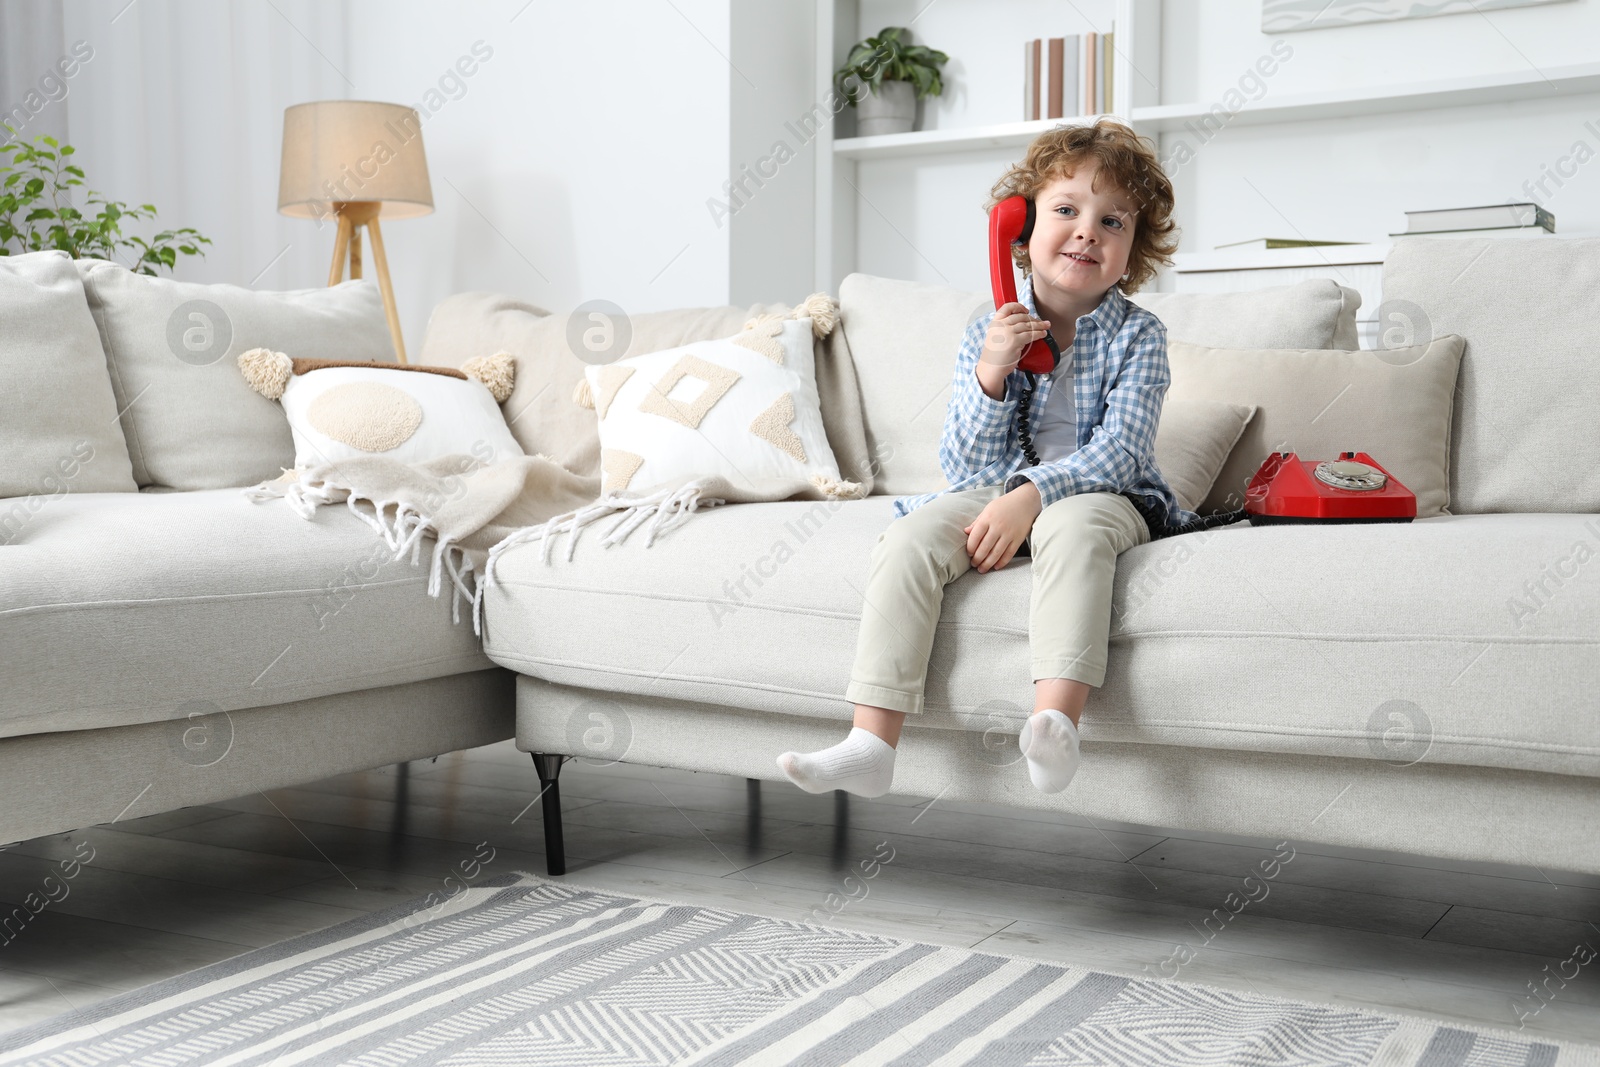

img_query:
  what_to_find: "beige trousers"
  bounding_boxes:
[844,486,1151,715]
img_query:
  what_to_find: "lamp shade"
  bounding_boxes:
[278,100,434,220]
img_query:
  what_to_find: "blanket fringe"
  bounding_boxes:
[484,479,723,583]
[246,471,724,635]
[316,486,484,629]
[281,477,341,520]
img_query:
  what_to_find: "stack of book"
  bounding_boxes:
[1389,203,1555,239]
[1214,238,1361,251]
[1024,28,1113,121]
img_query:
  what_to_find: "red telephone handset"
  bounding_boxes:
[988,195,1061,375]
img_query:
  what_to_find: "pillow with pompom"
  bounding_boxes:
[238,351,524,469]
[573,293,862,503]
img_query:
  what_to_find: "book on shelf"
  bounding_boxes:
[1086,32,1097,115]
[1102,30,1113,113]
[1086,29,1112,114]
[1082,33,1094,117]
[1047,38,1064,119]
[1388,225,1555,239]
[1402,203,1554,234]
[1064,37,1079,116]
[1024,39,1041,121]
[1213,238,1363,250]
[1043,36,1079,119]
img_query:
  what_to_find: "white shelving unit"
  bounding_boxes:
[832,116,1120,161]
[812,0,1600,301]
[828,61,1600,154]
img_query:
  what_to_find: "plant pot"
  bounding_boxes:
[856,80,916,137]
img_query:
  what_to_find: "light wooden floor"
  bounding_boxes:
[2,739,1597,1047]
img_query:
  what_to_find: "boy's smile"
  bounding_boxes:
[1026,161,1137,333]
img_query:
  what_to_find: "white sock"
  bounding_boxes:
[777,727,896,798]
[1018,709,1080,793]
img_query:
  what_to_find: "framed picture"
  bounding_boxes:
[1262,0,1572,33]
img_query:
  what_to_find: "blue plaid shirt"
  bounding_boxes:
[891,272,1198,536]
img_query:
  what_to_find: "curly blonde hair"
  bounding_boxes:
[986,118,1178,294]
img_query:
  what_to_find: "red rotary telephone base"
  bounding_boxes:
[1244,451,1416,526]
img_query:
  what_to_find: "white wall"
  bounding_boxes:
[728,0,818,308]
[344,0,732,352]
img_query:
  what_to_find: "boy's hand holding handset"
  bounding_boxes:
[975,301,1051,398]
[964,301,1052,573]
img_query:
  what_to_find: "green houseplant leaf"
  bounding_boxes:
[0,130,211,273]
[833,26,949,108]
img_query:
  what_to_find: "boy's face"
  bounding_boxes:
[1027,162,1137,301]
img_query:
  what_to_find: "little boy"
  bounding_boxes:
[779,118,1195,798]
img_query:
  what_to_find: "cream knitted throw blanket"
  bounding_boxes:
[244,292,878,634]
[244,451,601,635]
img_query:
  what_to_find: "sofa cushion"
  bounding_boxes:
[0,251,137,502]
[838,275,1366,499]
[1151,398,1255,514]
[1380,235,1598,515]
[482,497,1599,779]
[836,275,991,498]
[76,259,394,490]
[1169,335,1465,517]
[0,489,491,740]
[418,292,792,484]
[1129,279,1363,350]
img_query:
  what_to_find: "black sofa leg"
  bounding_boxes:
[531,753,567,876]
[746,778,762,854]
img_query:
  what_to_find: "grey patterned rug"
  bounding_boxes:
[0,874,1588,1066]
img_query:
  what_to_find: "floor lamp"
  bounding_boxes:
[277,101,433,364]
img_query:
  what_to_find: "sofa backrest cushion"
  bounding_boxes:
[839,273,1366,497]
[419,291,791,482]
[837,274,990,497]
[76,259,393,490]
[0,251,138,504]
[1170,335,1465,518]
[1153,398,1256,514]
[1380,235,1594,514]
[1130,279,1363,351]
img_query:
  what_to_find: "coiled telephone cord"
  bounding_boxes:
[1012,370,1249,540]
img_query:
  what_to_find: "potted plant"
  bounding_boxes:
[834,26,949,137]
[0,131,211,274]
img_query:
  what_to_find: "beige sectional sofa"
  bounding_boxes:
[479,235,1599,880]
[0,252,514,845]
[5,237,1594,889]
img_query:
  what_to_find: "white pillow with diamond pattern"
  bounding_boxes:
[575,295,860,503]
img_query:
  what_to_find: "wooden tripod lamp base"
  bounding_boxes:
[327,201,407,364]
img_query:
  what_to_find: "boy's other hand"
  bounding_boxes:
[964,481,1044,572]
[980,302,1052,373]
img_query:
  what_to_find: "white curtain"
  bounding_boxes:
[1,1,70,145]
[2,0,351,293]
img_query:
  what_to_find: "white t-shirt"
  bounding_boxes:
[1027,359,1078,463]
